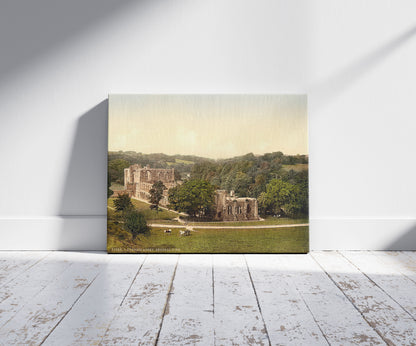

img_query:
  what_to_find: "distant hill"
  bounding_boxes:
[109,150,307,192]
[108,151,214,181]
[108,151,307,168]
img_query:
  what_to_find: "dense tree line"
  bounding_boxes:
[189,152,308,217]
[108,151,308,218]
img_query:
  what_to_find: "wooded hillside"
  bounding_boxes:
[108,151,308,217]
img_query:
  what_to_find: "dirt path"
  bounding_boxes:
[148,223,309,229]
[108,203,308,229]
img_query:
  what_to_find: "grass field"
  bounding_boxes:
[175,158,194,165]
[166,158,194,166]
[107,197,309,253]
[107,225,309,253]
[108,198,179,221]
[108,197,307,227]
[184,217,308,227]
[150,219,181,225]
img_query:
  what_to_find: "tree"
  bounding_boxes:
[108,159,130,184]
[233,171,252,197]
[174,170,182,181]
[259,179,305,217]
[123,210,149,240]
[113,193,133,212]
[168,179,215,219]
[252,173,267,198]
[149,181,166,209]
[107,174,113,198]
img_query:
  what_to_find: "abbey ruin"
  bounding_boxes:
[121,165,177,206]
[115,164,259,221]
[214,190,259,221]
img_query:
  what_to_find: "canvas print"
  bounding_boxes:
[107,95,308,253]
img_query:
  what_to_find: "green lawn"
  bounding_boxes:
[108,198,179,221]
[184,217,308,227]
[150,219,181,225]
[109,198,307,227]
[108,197,309,253]
[107,225,309,253]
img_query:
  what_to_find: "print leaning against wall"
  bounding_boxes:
[107,95,308,253]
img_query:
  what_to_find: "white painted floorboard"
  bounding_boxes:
[341,251,416,320]
[43,254,146,345]
[245,255,327,345]
[0,252,108,345]
[312,251,416,345]
[101,254,179,345]
[0,252,49,288]
[279,254,384,345]
[213,255,269,345]
[0,251,415,345]
[157,254,214,345]
[0,252,73,329]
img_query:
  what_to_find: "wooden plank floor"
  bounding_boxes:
[0,252,415,345]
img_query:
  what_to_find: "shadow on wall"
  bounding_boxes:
[308,23,416,251]
[309,24,416,110]
[0,0,138,82]
[58,100,108,250]
[385,223,416,251]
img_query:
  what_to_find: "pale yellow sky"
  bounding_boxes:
[108,95,307,159]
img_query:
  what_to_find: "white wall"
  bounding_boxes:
[1,0,415,250]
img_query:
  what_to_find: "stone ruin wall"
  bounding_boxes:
[214,190,259,221]
[123,165,176,206]
[115,165,260,220]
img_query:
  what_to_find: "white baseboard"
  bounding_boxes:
[310,218,416,250]
[0,217,415,251]
[0,216,106,251]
